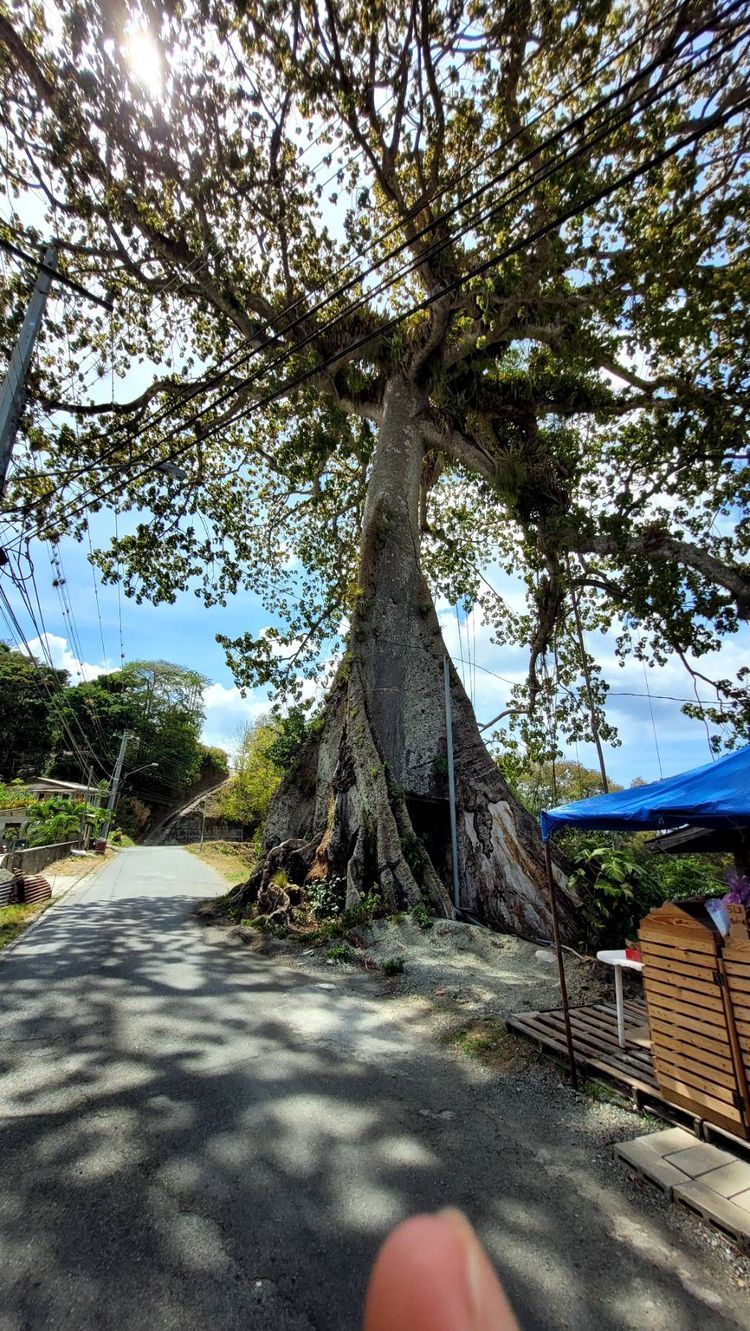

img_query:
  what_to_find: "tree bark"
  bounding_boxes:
[247,374,576,940]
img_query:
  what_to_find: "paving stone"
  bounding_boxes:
[730,1188,750,1214]
[629,1126,696,1154]
[615,1139,691,1198]
[699,1160,750,1199]
[675,1180,750,1251]
[664,1142,731,1177]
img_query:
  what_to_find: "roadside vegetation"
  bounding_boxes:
[185,841,258,886]
[0,652,229,838]
[0,901,49,951]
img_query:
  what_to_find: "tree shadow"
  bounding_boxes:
[0,877,745,1330]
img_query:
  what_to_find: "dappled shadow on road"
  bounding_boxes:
[0,890,744,1331]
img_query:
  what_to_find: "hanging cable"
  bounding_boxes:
[113,511,125,667]
[3,0,718,514]
[642,662,664,779]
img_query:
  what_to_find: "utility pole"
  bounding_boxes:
[80,763,93,848]
[0,244,58,498]
[100,730,132,846]
[443,656,460,913]
[567,561,610,794]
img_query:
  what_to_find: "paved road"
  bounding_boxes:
[0,848,747,1331]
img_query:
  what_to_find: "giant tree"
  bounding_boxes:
[1,0,749,936]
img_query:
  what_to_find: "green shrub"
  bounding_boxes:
[382,955,405,975]
[411,900,433,930]
[570,843,726,951]
[326,942,353,963]
[342,888,382,928]
[307,875,347,919]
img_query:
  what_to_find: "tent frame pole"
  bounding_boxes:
[545,839,578,1090]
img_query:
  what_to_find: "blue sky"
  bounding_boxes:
[5,502,747,787]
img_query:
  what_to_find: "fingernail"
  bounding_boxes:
[438,1208,519,1330]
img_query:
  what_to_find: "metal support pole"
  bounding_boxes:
[0,244,58,497]
[545,839,578,1089]
[200,798,207,848]
[100,730,132,843]
[443,655,460,912]
[80,763,93,847]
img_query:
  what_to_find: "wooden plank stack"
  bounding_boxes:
[639,900,748,1139]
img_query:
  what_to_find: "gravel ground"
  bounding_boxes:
[231,914,750,1293]
[356,915,608,1017]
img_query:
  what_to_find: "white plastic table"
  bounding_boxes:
[596,949,644,1048]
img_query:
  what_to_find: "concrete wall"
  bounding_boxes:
[0,841,79,875]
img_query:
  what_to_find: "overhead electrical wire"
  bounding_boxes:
[5,6,741,552]
[52,34,748,533]
[0,582,108,778]
[4,0,701,503]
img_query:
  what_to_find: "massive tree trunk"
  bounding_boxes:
[250,374,576,940]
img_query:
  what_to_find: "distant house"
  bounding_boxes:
[0,777,93,843]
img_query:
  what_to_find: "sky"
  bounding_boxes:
[4,501,747,786]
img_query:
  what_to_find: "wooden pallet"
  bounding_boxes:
[507,999,661,1098]
[508,1000,750,1151]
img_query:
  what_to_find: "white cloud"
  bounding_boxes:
[201,682,269,756]
[21,632,110,683]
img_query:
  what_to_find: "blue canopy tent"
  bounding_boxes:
[538,745,750,1086]
[541,744,750,843]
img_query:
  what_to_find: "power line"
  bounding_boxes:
[86,523,109,670]
[642,662,664,779]
[0,231,113,310]
[8,12,741,548]
[3,0,704,503]
[0,582,107,778]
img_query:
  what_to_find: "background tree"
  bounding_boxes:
[1,1,749,933]
[0,645,67,779]
[51,660,211,809]
[217,717,285,839]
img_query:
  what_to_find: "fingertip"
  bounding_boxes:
[363,1209,519,1331]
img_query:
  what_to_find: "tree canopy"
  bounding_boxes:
[0,0,748,754]
[0,644,67,778]
[51,659,217,804]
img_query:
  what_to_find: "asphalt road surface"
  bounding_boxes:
[0,847,747,1331]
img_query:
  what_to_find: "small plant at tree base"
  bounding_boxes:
[399,831,428,885]
[306,876,347,919]
[341,888,383,928]
[382,956,405,976]
[411,900,433,930]
[326,942,353,963]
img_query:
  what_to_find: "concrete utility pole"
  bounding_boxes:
[0,243,58,498]
[100,731,132,845]
[80,763,94,848]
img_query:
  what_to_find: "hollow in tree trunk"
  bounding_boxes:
[244,375,576,940]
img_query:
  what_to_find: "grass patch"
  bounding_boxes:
[582,1078,630,1108]
[0,901,49,950]
[449,1019,532,1073]
[326,942,354,963]
[381,956,405,976]
[185,841,256,885]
